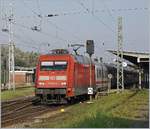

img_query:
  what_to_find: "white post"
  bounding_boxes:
[0,43,1,128]
[108,74,112,94]
[89,56,92,101]
[8,44,11,89]
[139,70,142,90]
[0,44,1,90]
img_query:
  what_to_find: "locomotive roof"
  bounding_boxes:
[40,48,97,65]
[73,55,92,64]
[40,53,93,65]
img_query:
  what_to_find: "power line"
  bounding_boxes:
[95,7,149,13]
[91,0,94,15]
[21,0,82,42]
[45,19,81,41]
[1,7,148,19]
[1,24,40,51]
[36,0,42,15]
[15,27,40,45]
[75,0,90,13]
[101,0,115,22]
[75,0,115,33]
[11,21,69,43]
[22,0,41,18]
[13,33,39,50]
[93,15,115,32]
[18,1,75,43]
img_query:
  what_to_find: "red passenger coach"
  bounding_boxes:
[35,49,95,103]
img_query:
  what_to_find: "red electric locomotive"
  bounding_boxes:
[35,49,99,103]
[35,49,139,104]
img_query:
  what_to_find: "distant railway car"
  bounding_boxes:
[94,61,109,91]
[105,63,139,89]
[35,49,98,103]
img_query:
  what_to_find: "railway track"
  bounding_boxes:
[1,97,64,127]
[1,96,36,113]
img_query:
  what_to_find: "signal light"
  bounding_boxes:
[86,40,94,56]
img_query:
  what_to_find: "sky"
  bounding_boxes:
[0,0,149,63]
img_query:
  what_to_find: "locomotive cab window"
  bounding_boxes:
[40,61,54,71]
[54,61,67,70]
[40,61,67,71]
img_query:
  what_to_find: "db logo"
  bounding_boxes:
[49,76,56,80]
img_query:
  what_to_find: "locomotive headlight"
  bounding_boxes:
[38,82,45,85]
[61,82,66,85]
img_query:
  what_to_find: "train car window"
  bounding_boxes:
[96,69,101,79]
[99,69,101,78]
[96,69,99,79]
[103,69,105,78]
[98,69,100,78]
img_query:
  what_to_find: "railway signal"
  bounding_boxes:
[86,40,94,102]
[86,40,94,57]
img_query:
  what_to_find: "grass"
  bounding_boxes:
[1,86,35,101]
[31,89,149,128]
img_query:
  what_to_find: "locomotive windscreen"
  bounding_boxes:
[40,61,67,71]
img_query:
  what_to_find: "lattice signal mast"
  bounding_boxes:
[117,16,124,92]
[8,3,15,90]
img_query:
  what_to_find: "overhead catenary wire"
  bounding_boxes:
[1,0,9,32]
[1,1,148,50]
[20,1,66,41]
[13,32,49,54]
[14,7,149,19]
[36,0,42,15]
[75,0,115,33]
[22,0,43,31]
[1,20,48,53]
[1,25,39,50]
[91,0,94,15]
[22,0,41,18]
[101,0,115,22]
[21,0,82,42]
[10,21,69,43]
[13,33,39,50]
[45,19,81,41]
[15,27,41,45]
[35,0,43,31]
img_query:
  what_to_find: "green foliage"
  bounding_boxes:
[14,47,39,67]
[1,46,39,68]
[31,90,149,128]
[1,87,34,101]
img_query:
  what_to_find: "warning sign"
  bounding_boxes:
[88,87,93,94]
